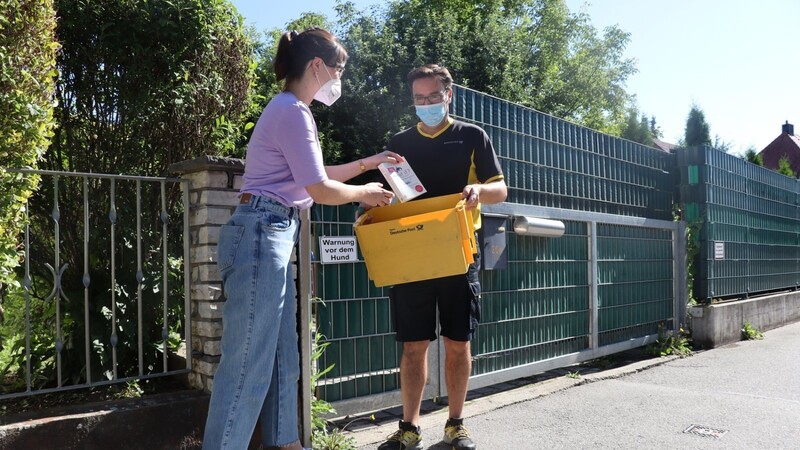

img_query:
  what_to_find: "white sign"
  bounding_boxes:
[319,236,358,264]
[714,241,725,260]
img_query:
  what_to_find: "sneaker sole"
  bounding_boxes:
[442,435,476,450]
[378,440,423,450]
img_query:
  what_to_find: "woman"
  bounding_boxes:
[203,27,401,450]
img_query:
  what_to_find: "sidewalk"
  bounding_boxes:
[348,320,800,449]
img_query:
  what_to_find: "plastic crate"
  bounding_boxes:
[354,194,476,287]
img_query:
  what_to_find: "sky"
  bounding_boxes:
[231,0,800,155]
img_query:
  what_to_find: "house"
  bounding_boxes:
[652,138,677,153]
[759,121,800,174]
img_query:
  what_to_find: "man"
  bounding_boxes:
[378,64,507,450]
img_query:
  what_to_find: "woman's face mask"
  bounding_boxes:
[314,65,341,106]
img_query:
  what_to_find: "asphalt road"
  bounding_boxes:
[355,320,800,449]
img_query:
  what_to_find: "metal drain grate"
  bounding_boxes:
[683,424,728,438]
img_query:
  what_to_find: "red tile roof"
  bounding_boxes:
[759,133,800,174]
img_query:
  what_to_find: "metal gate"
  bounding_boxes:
[1,169,191,401]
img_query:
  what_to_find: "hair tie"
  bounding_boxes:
[290,30,298,39]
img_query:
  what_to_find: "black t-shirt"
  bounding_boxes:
[385,118,504,228]
[387,119,504,198]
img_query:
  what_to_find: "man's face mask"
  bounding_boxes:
[414,100,447,127]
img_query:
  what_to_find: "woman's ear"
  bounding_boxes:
[312,56,324,72]
[306,57,320,74]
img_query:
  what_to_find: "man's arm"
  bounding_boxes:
[462,179,507,210]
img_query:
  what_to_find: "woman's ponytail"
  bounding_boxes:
[273,31,296,83]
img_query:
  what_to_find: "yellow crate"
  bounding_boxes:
[354,194,476,287]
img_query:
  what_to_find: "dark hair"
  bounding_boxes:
[407,64,453,91]
[274,27,348,86]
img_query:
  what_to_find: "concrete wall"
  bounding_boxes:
[688,291,800,348]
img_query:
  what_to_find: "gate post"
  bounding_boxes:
[170,155,244,392]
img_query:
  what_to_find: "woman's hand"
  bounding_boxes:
[361,182,394,206]
[362,150,405,170]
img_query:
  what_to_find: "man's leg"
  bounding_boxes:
[443,337,471,419]
[437,253,480,450]
[380,282,435,450]
[400,340,430,425]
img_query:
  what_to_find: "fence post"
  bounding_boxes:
[170,156,244,392]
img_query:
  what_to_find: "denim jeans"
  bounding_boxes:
[203,195,300,449]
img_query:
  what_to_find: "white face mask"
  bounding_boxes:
[314,65,342,106]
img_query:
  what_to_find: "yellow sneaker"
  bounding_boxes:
[378,420,423,450]
[443,419,476,450]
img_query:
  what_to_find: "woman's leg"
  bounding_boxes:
[203,212,298,449]
[259,263,301,447]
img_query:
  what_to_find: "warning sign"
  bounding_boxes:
[714,242,725,260]
[319,236,358,264]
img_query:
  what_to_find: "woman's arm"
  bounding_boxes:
[305,179,394,206]
[325,150,405,182]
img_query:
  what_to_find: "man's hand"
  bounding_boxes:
[462,180,508,209]
[462,185,481,210]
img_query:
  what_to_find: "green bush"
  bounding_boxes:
[0,0,58,322]
[48,0,255,175]
[2,0,256,392]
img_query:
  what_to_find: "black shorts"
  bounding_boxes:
[390,252,481,342]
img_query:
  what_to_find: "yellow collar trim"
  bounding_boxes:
[416,118,454,139]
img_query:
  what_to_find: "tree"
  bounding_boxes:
[0,0,58,327]
[712,135,732,153]
[741,146,763,166]
[527,1,637,133]
[777,155,795,178]
[649,117,663,139]
[313,0,638,164]
[38,0,256,292]
[48,0,255,175]
[620,108,654,146]
[684,104,711,147]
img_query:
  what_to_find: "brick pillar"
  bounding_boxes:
[170,155,244,392]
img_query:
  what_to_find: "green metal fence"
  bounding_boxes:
[677,145,800,301]
[311,203,401,404]
[473,220,590,376]
[310,85,684,416]
[451,87,675,219]
[596,224,675,345]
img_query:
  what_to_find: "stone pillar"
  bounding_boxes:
[170,155,244,392]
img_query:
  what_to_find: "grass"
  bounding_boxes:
[645,324,693,357]
[741,322,764,341]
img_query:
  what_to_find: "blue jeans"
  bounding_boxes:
[203,195,300,449]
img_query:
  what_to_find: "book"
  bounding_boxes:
[378,160,427,202]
